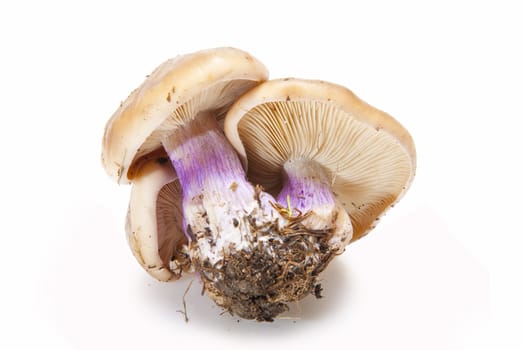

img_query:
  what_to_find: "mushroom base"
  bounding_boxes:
[195,207,335,322]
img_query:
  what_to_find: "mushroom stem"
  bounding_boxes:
[161,112,269,247]
[277,159,353,248]
[161,113,337,321]
[162,112,252,212]
[277,159,334,213]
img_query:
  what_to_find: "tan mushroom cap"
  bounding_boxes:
[125,156,187,281]
[102,47,268,184]
[224,78,416,242]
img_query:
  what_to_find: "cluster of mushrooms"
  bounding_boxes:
[101,47,416,322]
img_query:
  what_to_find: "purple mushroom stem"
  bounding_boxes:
[276,159,335,215]
[276,158,353,246]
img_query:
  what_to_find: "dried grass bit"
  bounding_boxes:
[176,279,194,323]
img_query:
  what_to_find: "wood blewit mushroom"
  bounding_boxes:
[102,48,338,321]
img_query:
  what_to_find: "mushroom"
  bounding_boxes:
[125,156,190,281]
[102,48,336,321]
[224,78,416,246]
[102,47,267,283]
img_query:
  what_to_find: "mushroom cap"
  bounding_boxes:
[102,47,268,184]
[224,78,416,242]
[125,156,187,281]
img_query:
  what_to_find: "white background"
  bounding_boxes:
[1,1,521,349]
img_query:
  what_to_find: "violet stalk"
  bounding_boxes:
[277,159,353,251]
[161,112,337,321]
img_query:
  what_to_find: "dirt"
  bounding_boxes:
[195,206,335,322]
